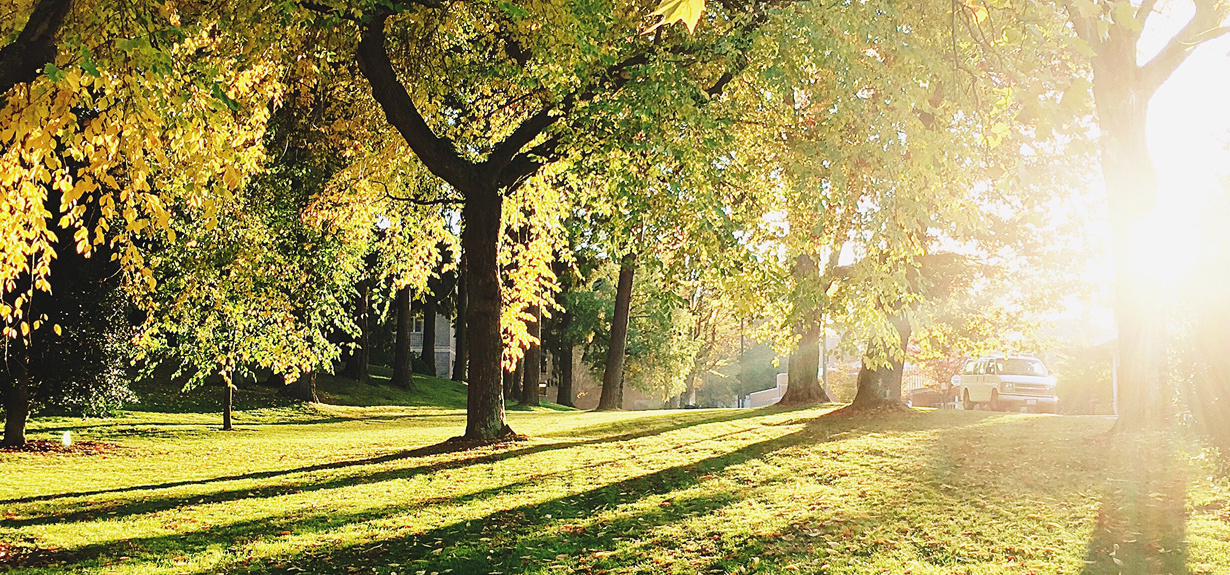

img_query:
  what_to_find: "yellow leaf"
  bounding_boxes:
[646,0,705,33]
[53,324,62,336]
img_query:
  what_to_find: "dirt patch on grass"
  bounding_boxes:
[0,440,125,455]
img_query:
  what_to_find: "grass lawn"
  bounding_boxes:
[2,377,1229,574]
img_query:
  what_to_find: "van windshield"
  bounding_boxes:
[993,359,1048,376]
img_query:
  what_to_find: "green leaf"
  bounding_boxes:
[43,63,65,83]
[210,83,240,111]
[79,48,100,77]
[646,0,705,34]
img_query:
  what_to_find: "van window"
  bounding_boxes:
[999,358,1048,376]
[963,360,977,375]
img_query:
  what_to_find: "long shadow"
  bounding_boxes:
[542,404,813,440]
[2,406,780,508]
[3,414,774,522]
[1080,433,1189,575]
[211,411,981,575]
[210,422,830,575]
[38,422,822,572]
[29,409,1019,573]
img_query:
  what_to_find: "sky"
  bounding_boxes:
[1141,2,1230,276]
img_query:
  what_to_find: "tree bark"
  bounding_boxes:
[2,362,31,448]
[597,252,636,411]
[780,324,831,405]
[392,286,415,391]
[683,371,697,406]
[343,278,370,383]
[421,297,437,376]
[222,384,234,431]
[1092,40,1168,430]
[452,252,468,382]
[849,315,912,410]
[462,191,514,439]
[511,357,524,400]
[780,254,832,405]
[503,367,515,399]
[278,371,320,403]
[556,343,575,408]
[0,0,72,111]
[520,305,542,406]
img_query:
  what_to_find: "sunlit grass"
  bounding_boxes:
[2,383,1228,574]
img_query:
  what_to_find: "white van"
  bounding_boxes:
[951,355,1058,412]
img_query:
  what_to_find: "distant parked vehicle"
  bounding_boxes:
[951,355,1057,413]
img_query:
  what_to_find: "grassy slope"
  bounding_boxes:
[2,392,1228,574]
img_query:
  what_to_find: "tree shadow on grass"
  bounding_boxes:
[204,422,832,575]
[27,421,823,573]
[212,411,995,575]
[13,409,1038,574]
[1080,432,1189,575]
[2,409,788,522]
[2,407,789,508]
[541,404,816,441]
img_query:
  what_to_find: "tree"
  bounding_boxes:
[596,253,637,411]
[0,0,72,109]
[331,0,797,438]
[341,275,372,383]
[520,305,542,406]
[2,2,302,441]
[451,253,468,382]
[391,287,415,390]
[1060,0,1229,428]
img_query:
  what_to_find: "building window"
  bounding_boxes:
[412,314,424,333]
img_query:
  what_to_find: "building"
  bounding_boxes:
[409,307,456,378]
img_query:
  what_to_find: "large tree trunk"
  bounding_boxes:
[343,278,371,383]
[0,0,72,111]
[462,190,514,439]
[1093,43,1167,430]
[421,297,437,376]
[849,315,912,410]
[597,253,636,411]
[2,362,31,448]
[392,286,415,391]
[520,305,542,406]
[452,252,468,382]
[278,371,320,403]
[222,384,234,431]
[682,371,697,406]
[780,254,832,405]
[780,324,831,405]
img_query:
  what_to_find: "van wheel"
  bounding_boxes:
[962,389,974,411]
[989,390,1001,411]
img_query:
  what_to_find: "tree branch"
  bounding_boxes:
[1058,0,1100,48]
[0,0,72,111]
[385,192,466,205]
[356,10,483,196]
[482,104,560,179]
[1135,0,1160,31]
[1140,0,1230,95]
